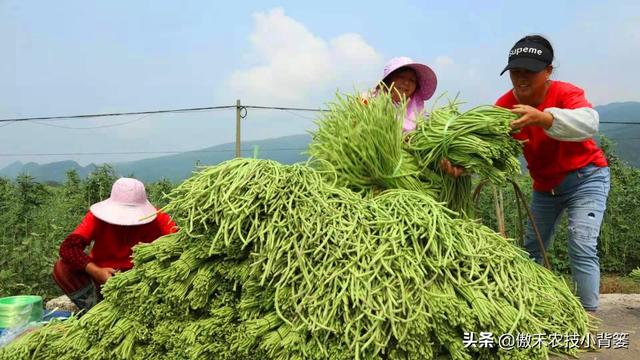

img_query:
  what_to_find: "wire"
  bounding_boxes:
[283,110,319,121]
[2,103,638,125]
[0,105,327,123]
[30,113,154,130]
[0,148,308,157]
[601,121,640,125]
[1,108,233,130]
[0,105,237,123]
[244,105,327,112]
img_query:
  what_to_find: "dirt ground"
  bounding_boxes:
[552,294,640,360]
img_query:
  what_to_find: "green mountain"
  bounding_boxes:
[1,102,639,183]
[596,102,640,165]
[112,134,311,183]
[597,102,640,123]
[0,161,26,179]
[0,134,310,183]
[0,160,97,183]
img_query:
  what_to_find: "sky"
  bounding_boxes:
[1,0,639,168]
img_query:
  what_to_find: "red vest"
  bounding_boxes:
[72,211,177,270]
[495,81,608,191]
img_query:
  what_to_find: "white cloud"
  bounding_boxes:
[434,55,453,69]
[425,53,510,108]
[230,8,383,105]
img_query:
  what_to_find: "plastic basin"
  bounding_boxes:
[0,296,44,329]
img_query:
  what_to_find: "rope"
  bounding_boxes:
[473,179,551,270]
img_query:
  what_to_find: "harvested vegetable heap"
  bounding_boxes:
[1,156,594,359]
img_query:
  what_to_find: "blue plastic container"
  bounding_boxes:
[43,310,72,321]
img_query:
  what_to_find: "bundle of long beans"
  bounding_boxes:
[0,159,594,360]
[405,101,523,214]
[308,90,523,214]
[406,100,522,184]
[307,90,439,198]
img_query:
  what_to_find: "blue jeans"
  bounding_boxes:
[524,164,610,311]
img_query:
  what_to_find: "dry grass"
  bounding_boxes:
[600,274,640,294]
[558,273,640,294]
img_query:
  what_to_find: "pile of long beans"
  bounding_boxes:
[0,158,594,360]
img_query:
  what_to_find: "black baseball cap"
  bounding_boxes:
[500,40,553,75]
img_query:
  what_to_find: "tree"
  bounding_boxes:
[10,173,49,238]
[0,177,15,239]
[15,173,49,216]
[147,178,175,208]
[63,169,81,196]
[60,169,87,218]
[84,164,118,206]
[0,177,13,214]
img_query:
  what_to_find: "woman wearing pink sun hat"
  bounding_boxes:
[52,178,177,312]
[367,56,438,133]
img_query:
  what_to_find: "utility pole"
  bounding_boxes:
[235,99,241,158]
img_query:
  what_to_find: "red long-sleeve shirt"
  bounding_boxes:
[59,211,177,271]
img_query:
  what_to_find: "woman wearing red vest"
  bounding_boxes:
[52,178,177,312]
[496,35,610,312]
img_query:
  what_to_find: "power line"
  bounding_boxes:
[0,148,308,157]
[0,108,236,130]
[600,121,640,125]
[2,110,638,125]
[0,106,237,123]
[1,102,638,125]
[283,110,320,121]
[0,105,327,123]
[29,114,154,130]
[244,105,327,112]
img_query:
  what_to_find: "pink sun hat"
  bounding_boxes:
[380,56,438,101]
[89,178,157,226]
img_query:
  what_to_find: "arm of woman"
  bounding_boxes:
[543,107,599,141]
[59,234,92,271]
[156,211,178,235]
[440,158,466,178]
[59,212,116,284]
[59,211,96,271]
[509,84,599,141]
